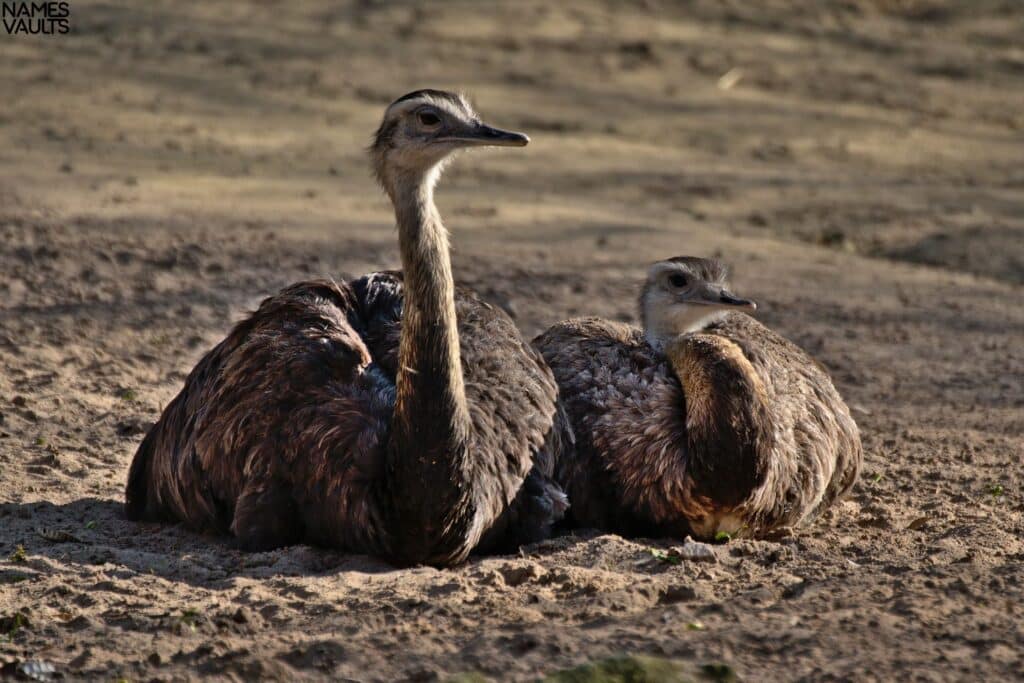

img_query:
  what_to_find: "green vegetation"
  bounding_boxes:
[180,608,200,632]
[1,612,29,639]
[650,548,681,565]
[9,545,27,563]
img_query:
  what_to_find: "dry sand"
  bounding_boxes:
[1,1,1023,680]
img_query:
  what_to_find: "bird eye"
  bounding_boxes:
[668,274,688,288]
[417,110,441,127]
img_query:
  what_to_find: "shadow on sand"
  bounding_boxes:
[0,497,402,589]
[0,498,596,589]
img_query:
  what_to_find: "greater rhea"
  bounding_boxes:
[535,256,861,539]
[126,90,567,567]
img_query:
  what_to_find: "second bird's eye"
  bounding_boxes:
[668,274,688,288]
[418,111,441,126]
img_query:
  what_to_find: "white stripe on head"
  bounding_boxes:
[384,91,476,123]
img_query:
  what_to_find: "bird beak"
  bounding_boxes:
[718,290,757,311]
[689,284,757,311]
[446,123,530,148]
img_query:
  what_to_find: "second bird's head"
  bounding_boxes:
[370,89,529,194]
[640,256,757,348]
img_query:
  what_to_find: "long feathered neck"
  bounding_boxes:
[383,163,477,565]
[389,166,472,452]
[665,334,772,515]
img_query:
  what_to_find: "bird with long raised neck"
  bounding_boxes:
[535,256,861,540]
[125,89,568,567]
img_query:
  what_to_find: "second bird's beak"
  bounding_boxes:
[448,123,530,148]
[717,290,757,311]
[691,284,757,312]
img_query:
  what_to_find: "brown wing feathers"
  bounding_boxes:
[125,275,566,563]
[535,312,862,540]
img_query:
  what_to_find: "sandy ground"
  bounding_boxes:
[1,1,1023,680]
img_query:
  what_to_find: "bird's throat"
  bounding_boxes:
[390,169,471,457]
[644,303,728,351]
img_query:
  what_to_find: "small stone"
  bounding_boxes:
[674,538,718,563]
[906,516,929,531]
[19,660,56,681]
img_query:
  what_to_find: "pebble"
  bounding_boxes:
[19,660,56,682]
[675,538,718,563]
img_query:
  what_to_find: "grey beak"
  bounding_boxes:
[459,124,530,147]
[719,291,757,311]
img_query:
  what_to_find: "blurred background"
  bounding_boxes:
[1,1,1022,680]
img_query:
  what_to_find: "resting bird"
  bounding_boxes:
[125,90,567,567]
[535,256,861,540]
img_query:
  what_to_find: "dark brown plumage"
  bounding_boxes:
[125,91,565,567]
[534,257,861,540]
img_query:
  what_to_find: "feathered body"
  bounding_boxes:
[126,91,566,566]
[535,260,861,539]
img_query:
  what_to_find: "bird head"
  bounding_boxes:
[639,256,756,349]
[370,89,529,195]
